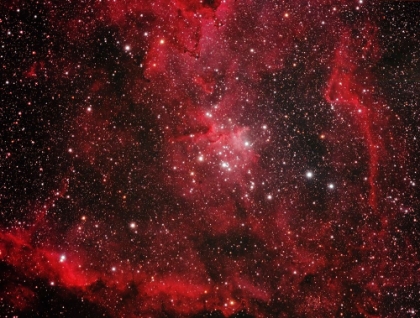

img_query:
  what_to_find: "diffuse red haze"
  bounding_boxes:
[0,0,418,317]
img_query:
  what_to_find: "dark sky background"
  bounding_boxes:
[0,0,419,317]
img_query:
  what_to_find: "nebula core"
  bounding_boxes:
[0,0,419,317]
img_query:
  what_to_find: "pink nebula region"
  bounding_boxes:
[1,0,419,317]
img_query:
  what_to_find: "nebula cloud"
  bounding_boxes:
[0,0,419,317]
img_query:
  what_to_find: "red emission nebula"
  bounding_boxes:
[0,0,419,317]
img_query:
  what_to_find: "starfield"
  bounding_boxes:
[0,0,419,317]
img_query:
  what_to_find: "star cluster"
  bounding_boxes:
[0,0,419,317]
